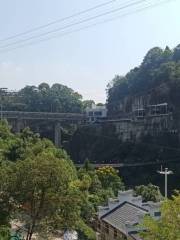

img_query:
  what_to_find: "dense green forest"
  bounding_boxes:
[107,44,180,116]
[0,83,92,113]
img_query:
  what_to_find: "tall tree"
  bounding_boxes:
[141,192,180,240]
[0,151,81,240]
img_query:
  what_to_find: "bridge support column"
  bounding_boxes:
[54,122,61,148]
[16,118,23,133]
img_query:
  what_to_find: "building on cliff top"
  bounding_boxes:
[96,190,161,240]
[86,103,107,123]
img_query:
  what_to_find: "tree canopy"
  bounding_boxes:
[2,83,84,113]
[141,192,180,240]
[77,161,124,230]
[0,121,81,239]
[0,121,126,240]
[107,44,180,116]
[135,184,163,202]
[0,121,82,239]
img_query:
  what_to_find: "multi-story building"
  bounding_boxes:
[96,190,161,240]
[86,104,107,123]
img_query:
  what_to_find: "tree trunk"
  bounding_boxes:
[25,190,45,240]
[25,227,31,240]
[26,226,34,240]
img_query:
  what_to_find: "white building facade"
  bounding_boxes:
[86,104,107,123]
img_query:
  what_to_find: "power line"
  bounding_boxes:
[0,0,117,43]
[0,0,148,49]
[0,0,173,54]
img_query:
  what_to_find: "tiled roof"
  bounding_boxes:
[101,202,148,234]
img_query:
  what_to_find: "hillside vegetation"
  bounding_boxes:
[107,44,180,116]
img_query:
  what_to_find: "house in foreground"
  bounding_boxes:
[96,190,161,240]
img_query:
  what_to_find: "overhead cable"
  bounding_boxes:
[0,0,148,49]
[0,0,117,42]
[0,0,175,53]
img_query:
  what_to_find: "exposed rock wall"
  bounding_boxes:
[107,80,180,142]
[113,114,174,142]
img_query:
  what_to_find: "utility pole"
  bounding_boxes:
[157,166,173,198]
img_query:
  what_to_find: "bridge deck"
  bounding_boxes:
[1,111,86,121]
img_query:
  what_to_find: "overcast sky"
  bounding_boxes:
[0,0,179,103]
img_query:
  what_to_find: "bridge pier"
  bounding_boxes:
[16,118,24,133]
[54,122,62,148]
[1,111,86,146]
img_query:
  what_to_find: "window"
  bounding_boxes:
[135,109,145,117]
[88,111,93,116]
[94,111,102,116]
[154,211,161,217]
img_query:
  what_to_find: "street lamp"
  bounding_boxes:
[157,166,173,198]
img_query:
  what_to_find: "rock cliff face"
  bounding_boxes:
[106,45,180,142]
[111,98,174,142]
[111,83,172,116]
[107,79,180,143]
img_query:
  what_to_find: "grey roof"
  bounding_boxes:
[101,202,148,234]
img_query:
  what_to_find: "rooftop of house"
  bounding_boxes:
[98,190,161,239]
[101,201,148,232]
